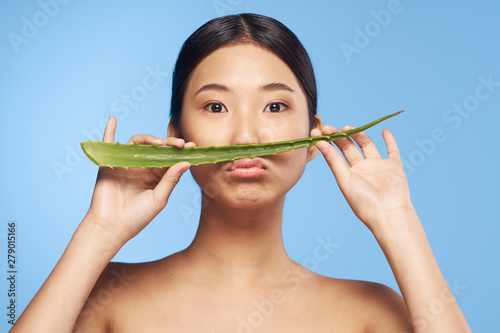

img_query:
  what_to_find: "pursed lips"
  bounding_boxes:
[227,158,267,178]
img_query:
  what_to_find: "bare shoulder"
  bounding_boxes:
[316,276,413,332]
[74,259,412,332]
[74,259,164,332]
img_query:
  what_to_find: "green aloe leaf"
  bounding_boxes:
[81,110,404,168]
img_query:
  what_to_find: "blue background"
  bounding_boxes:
[1,0,499,331]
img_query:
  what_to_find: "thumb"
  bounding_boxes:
[152,162,191,208]
[316,141,351,188]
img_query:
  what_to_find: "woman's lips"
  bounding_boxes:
[227,158,267,178]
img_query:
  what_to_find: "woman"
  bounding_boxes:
[12,13,471,332]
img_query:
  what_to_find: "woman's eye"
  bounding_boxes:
[265,102,288,113]
[205,103,227,113]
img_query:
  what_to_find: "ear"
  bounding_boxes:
[167,117,182,139]
[307,114,323,162]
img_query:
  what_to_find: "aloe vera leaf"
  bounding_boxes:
[81,110,404,168]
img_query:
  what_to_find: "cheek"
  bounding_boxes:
[181,117,222,146]
[263,148,309,197]
[275,116,311,143]
[256,121,293,143]
[276,149,309,179]
[189,164,223,198]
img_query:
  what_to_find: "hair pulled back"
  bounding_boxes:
[170,13,317,129]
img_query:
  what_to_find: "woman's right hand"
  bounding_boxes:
[83,116,193,247]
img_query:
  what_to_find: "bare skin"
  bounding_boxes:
[12,44,471,332]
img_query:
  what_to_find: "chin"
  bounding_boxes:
[191,155,305,210]
[211,181,284,210]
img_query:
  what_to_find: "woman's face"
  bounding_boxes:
[174,43,319,209]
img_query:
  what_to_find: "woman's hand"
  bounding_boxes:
[313,125,414,232]
[84,116,194,247]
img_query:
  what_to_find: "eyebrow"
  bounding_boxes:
[194,83,230,97]
[261,82,295,93]
[193,82,295,97]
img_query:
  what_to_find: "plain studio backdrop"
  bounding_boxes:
[1,0,499,331]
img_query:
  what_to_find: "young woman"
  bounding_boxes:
[12,13,471,332]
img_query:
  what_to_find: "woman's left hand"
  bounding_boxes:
[313,125,414,232]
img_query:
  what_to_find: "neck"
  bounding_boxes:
[182,192,293,286]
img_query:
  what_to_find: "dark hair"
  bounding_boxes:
[170,13,317,130]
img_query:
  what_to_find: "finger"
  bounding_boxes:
[382,128,400,159]
[320,125,338,135]
[316,141,351,189]
[153,162,191,207]
[156,138,197,148]
[127,134,160,145]
[103,116,117,143]
[156,137,186,148]
[331,130,364,166]
[319,125,363,166]
[150,167,167,179]
[343,126,382,159]
[310,128,322,137]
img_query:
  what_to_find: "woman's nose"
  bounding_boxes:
[228,110,261,145]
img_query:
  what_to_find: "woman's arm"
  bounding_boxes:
[314,126,471,333]
[10,217,122,332]
[11,117,191,332]
[373,206,469,332]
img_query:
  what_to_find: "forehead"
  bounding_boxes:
[186,43,303,94]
